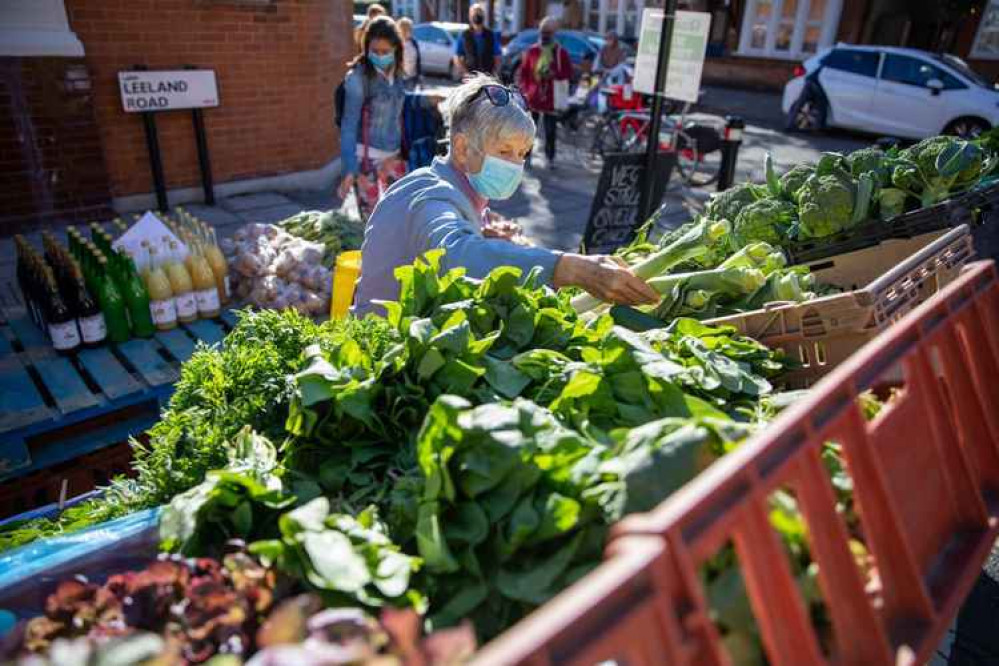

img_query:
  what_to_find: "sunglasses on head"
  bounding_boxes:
[471,84,527,110]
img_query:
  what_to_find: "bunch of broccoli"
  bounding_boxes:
[576,133,996,322]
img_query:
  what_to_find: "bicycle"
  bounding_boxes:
[589,96,724,187]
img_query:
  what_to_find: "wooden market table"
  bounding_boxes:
[0,288,240,496]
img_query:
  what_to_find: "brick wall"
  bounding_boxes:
[65,0,353,200]
[0,57,112,232]
[703,56,797,92]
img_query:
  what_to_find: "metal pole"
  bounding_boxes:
[716,115,744,192]
[637,0,678,223]
[134,64,168,211]
[141,112,168,212]
[186,66,215,205]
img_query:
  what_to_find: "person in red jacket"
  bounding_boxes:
[516,17,571,169]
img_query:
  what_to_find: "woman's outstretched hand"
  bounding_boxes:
[553,253,659,306]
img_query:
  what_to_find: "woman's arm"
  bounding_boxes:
[339,70,364,176]
[410,200,657,304]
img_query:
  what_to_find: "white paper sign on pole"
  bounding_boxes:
[118,70,219,113]
[112,212,187,271]
[632,9,664,96]
[633,9,711,103]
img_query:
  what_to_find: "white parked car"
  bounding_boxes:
[782,44,999,139]
[412,21,467,79]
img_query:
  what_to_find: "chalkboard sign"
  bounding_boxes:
[581,152,676,255]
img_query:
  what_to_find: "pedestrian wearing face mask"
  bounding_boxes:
[516,17,571,169]
[454,3,502,77]
[338,16,409,220]
[353,74,657,316]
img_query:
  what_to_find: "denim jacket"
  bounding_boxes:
[340,66,406,175]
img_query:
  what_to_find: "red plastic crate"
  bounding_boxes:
[474,260,999,666]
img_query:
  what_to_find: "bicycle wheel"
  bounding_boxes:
[590,118,623,163]
[674,127,723,187]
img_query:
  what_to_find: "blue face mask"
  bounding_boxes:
[368,50,395,70]
[467,151,524,200]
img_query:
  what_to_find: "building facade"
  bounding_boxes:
[464,0,998,90]
[1,0,354,231]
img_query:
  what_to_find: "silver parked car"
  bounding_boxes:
[412,21,468,79]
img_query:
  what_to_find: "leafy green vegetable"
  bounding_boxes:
[779,165,815,202]
[732,198,796,248]
[893,136,993,207]
[279,210,366,268]
[704,183,766,224]
[795,170,873,240]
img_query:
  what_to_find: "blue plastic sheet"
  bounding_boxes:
[0,508,161,626]
[0,490,102,529]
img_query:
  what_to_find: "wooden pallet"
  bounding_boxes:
[0,283,240,483]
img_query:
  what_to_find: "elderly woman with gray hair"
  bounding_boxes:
[352,74,657,316]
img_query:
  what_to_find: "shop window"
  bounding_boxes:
[492,0,519,34]
[395,0,418,19]
[738,0,841,59]
[971,0,999,60]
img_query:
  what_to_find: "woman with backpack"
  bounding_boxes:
[337,16,408,220]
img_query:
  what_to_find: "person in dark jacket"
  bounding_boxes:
[454,3,501,77]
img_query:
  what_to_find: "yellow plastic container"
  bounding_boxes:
[330,251,362,319]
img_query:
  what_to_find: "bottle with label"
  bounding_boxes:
[165,241,197,323]
[203,228,230,305]
[94,256,130,344]
[146,247,178,331]
[70,261,107,348]
[120,251,154,338]
[189,240,221,318]
[42,267,81,355]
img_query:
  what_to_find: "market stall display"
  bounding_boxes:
[0,254,798,643]
[1,212,239,512]
[476,259,999,666]
[0,546,475,665]
[223,211,365,315]
[2,132,997,665]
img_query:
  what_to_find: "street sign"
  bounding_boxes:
[118,69,219,113]
[633,9,710,102]
[581,152,676,255]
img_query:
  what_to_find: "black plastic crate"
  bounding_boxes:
[787,187,987,264]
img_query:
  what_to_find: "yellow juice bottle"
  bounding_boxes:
[145,247,177,331]
[190,241,221,318]
[203,228,229,304]
[165,241,197,323]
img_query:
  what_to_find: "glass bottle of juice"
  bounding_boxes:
[138,241,151,281]
[203,228,229,304]
[166,241,198,323]
[95,256,131,344]
[189,240,220,318]
[146,247,177,331]
[180,231,197,275]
